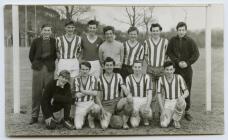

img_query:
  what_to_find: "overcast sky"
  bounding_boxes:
[81,4,223,32]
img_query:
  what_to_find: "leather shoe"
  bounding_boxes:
[185,113,193,121]
[29,117,38,125]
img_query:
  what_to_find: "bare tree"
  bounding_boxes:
[47,5,91,21]
[114,6,143,27]
[142,7,157,37]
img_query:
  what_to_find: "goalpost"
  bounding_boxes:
[11,4,212,113]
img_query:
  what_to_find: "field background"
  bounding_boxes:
[5,47,224,136]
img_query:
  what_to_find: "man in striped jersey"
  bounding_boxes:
[157,61,189,129]
[96,57,133,129]
[81,20,103,78]
[56,21,81,85]
[99,26,124,74]
[144,23,169,118]
[126,61,153,127]
[73,61,100,129]
[121,27,144,81]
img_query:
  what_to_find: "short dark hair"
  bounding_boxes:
[41,24,52,30]
[103,26,115,34]
[133,60,143,66]
[176,22,187,30]
[65,20,75,27]
[104,57,115,66]
[88,20,99,27]
[59,70,71,81]
[127,26,139,34]
[150,23,162,31]
[79,61,91,70]
[163,61,175,68]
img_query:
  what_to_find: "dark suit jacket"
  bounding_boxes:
[29,37,57,72]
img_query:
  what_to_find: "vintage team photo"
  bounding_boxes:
[4,4,224,136]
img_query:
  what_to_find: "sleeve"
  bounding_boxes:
[74,78,80,93]
[157,77,163,94]
[144,40,148,56]
[146,74,153,90]
[120,43,124,64]
[125,76,130,91]
[76,36,82,56]
[91,76,98,90]
[97,78,103,91]
[186,38,200,66]
[98,44,104,65]
[138,43,145,60]
[179,75,188,92]
[29,38,36,63]
[56,37,61,58]
[118,74,124,86]
[166,38,181,65]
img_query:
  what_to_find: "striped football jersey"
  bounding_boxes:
[126,74,152,97]
[98,73,124,101]
[56,35,81,59]
[157,74,188,99]
[123,41,144,66]
[74,75,98,102]
[144,37,168,67]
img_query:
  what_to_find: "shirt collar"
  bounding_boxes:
[176,35,188,40]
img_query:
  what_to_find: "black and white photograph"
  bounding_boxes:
[3,2,224,137]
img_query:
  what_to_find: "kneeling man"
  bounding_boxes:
[73,61,100,129]
[157,61,189,129]
[41,70,74,130]
[126,61,153,127]
[97,57,133,129]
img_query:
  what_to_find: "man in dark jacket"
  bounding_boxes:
[41,70,74,130]
[166,22,200,121]
[29,24,57,124]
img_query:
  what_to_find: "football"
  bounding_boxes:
[109,115,123,129]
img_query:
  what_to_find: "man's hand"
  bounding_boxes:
[126,94,133,104]
[179,61,188,69]
[45,117,56,126]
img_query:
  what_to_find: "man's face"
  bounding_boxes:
[88,24,97,35]
[41,27,52,38]
[80,65,90,76]
[164,65,175,77]
[58,75,69,87]
[105,30,114,42]
[177,26,187,38]
[151,27,161,39]
[104,61,114,73]
[132,62,142,74]
[128,30,138,41]
[65,24,75,35]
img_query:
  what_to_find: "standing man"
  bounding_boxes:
[126,61,153,127]
[56,21,81,85]
[121,26,144,81]
[166,22,200,121]
[29,24,57,124]
[81,20,103,78]
[99,26,124,74]
[41,70,75,130]
[157,61,189,129]
[144,23,169,118]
